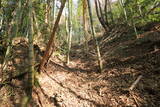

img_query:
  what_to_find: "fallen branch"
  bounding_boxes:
[129,75,143,91]
[127,75,143,107]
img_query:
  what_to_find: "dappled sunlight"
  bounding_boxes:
[0,0,160,106]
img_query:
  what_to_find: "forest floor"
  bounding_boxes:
[33,25,160,107]
[0,24,160,107]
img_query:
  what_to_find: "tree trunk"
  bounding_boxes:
[95,0,109,32]
[39,0,66,72]
[104,0,108,25]
[66,0,72,65]
[21,0,35,106]
[87,0,103,72]
[33,10,42,43]
[83,0,89,53]
[108,0,114,24]
[27,1,34,99]
[51,0,56,29]
[119,0,128,22]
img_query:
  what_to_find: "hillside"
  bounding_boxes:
[35,23,160,107]
[0,0,160,106]
[1,23,159,106]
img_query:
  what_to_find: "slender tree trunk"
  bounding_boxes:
[95,0,104,29]
[47,0,52,31]
[87,0,103,72]
[27,1,34,100]
[14,0,23,37]
[45,0,52,33]
[21,0,35,106]
[0,0,3,31]
[21,1,35,107]
[119,0,128,22]
[45,0,49,24]
[67,0,72,64]
[108,0,114,24]
[130,8,138,37]
[33,10,41,43]
[51,0,56,29]
[83,0,89,53]
[39,0,66,72]
[95,0,109,31]
[104,0,108,24]
[138,4,143,17]
[65,10,69,43]
[133,23,138,36]
[97,0,106,24]
[0,16,2,31]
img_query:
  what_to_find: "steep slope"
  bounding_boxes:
[0,23,160,107]
[33,23,160,107]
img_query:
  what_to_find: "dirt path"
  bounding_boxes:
[1,34,159,107]
[33,41,160,107]
[33,57,139,107]
[34,63,110,107]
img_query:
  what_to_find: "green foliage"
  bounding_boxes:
[33,1,45,25]
[125,0,159,24]
[1,0,159,56]
[111,0,160,27]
